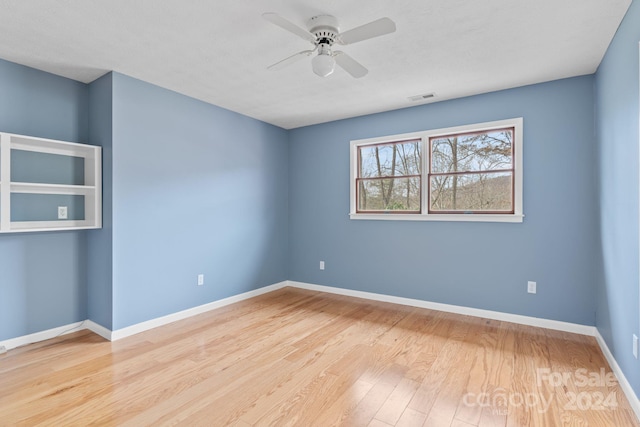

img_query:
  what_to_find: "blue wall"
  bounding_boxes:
[87,72,114,329]
[289,76,599,325]
[110,73,289,329]
[595,0,640,395]
[0,59,89,340]
[0,63,289,337]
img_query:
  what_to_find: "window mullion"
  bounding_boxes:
[421,136,428,215]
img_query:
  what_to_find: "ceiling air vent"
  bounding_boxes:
[408,93,436,102]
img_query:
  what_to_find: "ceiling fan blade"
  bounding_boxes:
[267,50,315,71]
[337,17,396,45]
[334,51,368,78]
[262,13,317,44]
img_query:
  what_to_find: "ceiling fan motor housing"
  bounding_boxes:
[307,15,340,46]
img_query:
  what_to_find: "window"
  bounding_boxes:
[429,127,514,214]
[357,139,421,213]
[350,118,523,223]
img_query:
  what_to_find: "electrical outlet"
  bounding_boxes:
[527,281,537,294]
[57,206,68,219]
[0,345,6,355]
[319,261,325,270]
[633,334,638,359]
[197,274,204,286]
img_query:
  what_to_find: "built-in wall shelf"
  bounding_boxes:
[0,132,102,233]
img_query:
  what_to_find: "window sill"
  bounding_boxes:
[349,213,524,223]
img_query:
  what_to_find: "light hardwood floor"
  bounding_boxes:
[0,287,638,426]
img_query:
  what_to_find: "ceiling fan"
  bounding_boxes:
[262,13,396,78]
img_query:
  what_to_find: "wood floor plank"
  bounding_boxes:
[344,371,403,426]
[506,324,560,427]
[396,407,428,427]
[0,287,637,426]
[451,419,477,427]
[235,344,372,425]
[369,419,394,427]
[313,378,375,426]
[406,314,475,416]
[373,377,420,425]
[423,317,485,426]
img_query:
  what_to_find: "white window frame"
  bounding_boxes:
[349,118,524,223]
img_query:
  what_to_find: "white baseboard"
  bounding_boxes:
[594,330,640,420]
[0,320,85,351]
[110,281,289,341]
[0,281,289,349]
[287,281,596,336]
[2,279,637,419]
[85,320,112,341]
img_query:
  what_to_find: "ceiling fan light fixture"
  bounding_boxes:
[264,12,396,78]
[312,53,335,77]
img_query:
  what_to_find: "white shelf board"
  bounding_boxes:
[10,182,96,195]
[9,134,96,157]
[8,220,96,232]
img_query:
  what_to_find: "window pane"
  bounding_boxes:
[430,172,513,212]
[358,177,421,212]
[359,140,421,178]
[431,128,513,174]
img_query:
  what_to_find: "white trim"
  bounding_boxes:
[85,320,112,341]
[349,118,524,223]
[6,221,97,233]
[0,321,85,351]
[638,41,640,361]
[594,329,640,421]
[110,281,288,340]
[0,133,11,231]
[0,280,594,348]
[287,281,594,336]
[11,182,97,195]
[8,132,95,156]
[0,282,289,348]
[2,279,637,422]
[349,213,524,223]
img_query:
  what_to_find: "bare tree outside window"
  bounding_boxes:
[357,139,421,212]
[429,128,514,213]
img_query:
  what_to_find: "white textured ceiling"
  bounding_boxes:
[0,0,631,129]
